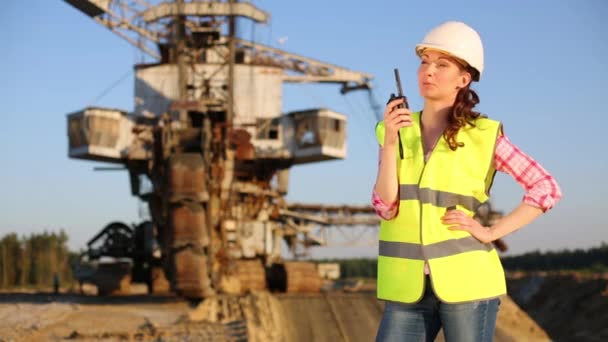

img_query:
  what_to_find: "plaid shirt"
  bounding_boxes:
[372,134,562,220]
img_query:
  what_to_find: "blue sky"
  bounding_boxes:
[1,0,607,257]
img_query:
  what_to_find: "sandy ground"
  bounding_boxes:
[0,288,551,342]
[0,292,227,342]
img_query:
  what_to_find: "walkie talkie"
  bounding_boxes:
[388,68,409,159]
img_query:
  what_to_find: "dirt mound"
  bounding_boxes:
[494,295,551,341]
[0,290,551,341]
[190,291,547,342]
[277,292,383,342]
[0,293,225,341]
[507,272,608,341]
[188,291,383,342]
[189,290,289,342]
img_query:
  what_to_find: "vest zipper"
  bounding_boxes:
[417,118,443,298]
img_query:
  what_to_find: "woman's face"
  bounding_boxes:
[417,49,471,101]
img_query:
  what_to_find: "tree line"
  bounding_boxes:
[0,231,77,289]
[500,243,608,272]
[1,229,605,288]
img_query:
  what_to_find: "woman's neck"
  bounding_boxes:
[421,98,453,130]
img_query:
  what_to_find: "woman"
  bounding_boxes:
[373,21,561,342]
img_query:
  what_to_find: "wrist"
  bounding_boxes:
[486,226,498,243]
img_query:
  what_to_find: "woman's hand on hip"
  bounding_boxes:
[441,209,495,244]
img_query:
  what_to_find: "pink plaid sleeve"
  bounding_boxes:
[494,134,562,211]
[372,189,399,220]
[372,147,399,220]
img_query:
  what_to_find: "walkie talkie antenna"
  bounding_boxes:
[394,68,409,109]
[393,68,408,159]
[394,69,404,104]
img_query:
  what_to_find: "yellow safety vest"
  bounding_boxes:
[375,111,506,304]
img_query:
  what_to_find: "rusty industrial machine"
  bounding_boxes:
[63,0,384,297]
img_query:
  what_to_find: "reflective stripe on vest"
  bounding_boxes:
[379,236,493,260]
[375,112,506,304]
[399,184,482,213]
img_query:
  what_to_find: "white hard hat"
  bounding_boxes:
[415,21,484,81]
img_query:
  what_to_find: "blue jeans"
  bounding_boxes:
[376,276,500,342]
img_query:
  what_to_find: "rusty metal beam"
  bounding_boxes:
[141,2,269,23]
[234,38,373,87]
[287,203,377,214]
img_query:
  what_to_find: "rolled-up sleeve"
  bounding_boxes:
[494,134,562,211]
[372,189,399,220]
